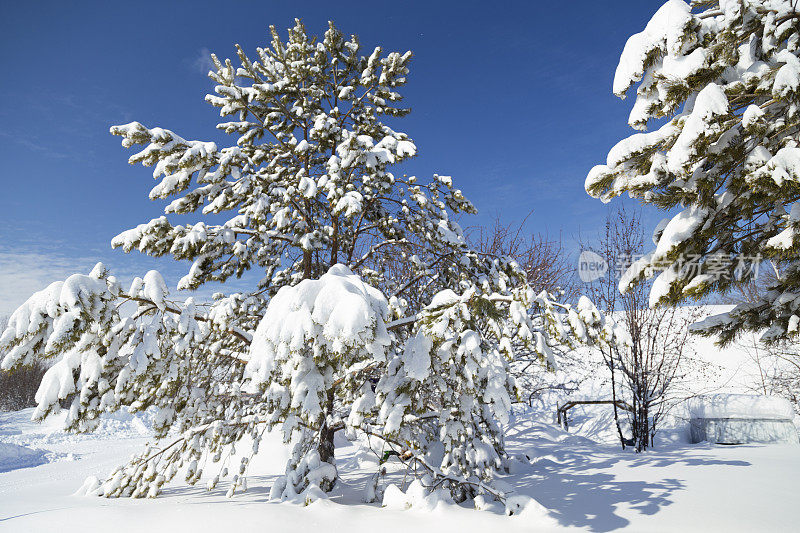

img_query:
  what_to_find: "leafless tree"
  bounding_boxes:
[470,212,577,301]
[466,213,602,405]
[0,363,47,411]
[582,207,699,452]
[579,209,630,448]
[737,335,800,413]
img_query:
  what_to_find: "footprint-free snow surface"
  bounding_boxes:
[0,405,798,532]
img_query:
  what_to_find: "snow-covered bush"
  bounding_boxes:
[587,0,800,344]
[0,21,603,504]
[376,286,522,501]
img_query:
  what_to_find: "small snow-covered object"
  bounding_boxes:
[381,484,410,510]
[687,394,795,420]
[474,494,504,513]
[688,394,799,445]
[504,494,557,527]
[73,476,102,497]
[380,481,452,511]
[301,483,328,506]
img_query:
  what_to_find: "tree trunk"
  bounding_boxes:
[303,250,313,280]
[634,398,649,453]
[318,421,336,465]
[608,348,626,450]
[317,388,337,491]
[611,376,625,450]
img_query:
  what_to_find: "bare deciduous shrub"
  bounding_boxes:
[0,362,47,411]
[470,212,577,301]
[583,207,700,452]
[469,213,589,403]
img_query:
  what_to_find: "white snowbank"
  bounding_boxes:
[0,407,156,454]
[687,394,795,420]
[0,442,47,473]
[381,480,453,512]
[90,408,156,438]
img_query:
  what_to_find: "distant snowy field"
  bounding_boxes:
[1,308,799,532]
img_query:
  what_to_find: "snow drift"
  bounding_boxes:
[0,442,47,473]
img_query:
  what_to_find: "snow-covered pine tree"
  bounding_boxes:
[0,20,603,503]
[586,0,800,344]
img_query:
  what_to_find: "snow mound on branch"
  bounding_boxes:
[1,269,110,369]
[687,394,795,420]
[0,441,47,472]
[653,205,709,262]
[246,264,391,385]
[613,0,693,97]
[399,333,431,381]
[666,83,729,175]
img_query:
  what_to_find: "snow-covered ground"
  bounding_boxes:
[1,402,798,532]
[2,305,799,532]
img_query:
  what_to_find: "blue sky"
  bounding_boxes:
[0,0,665,314]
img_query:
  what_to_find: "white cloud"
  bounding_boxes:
[0,249,100,316]
[191,47,215,75]
[0,245,258,317]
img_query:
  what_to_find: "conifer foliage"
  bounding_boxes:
[1,21,602,504]
[587,0,800,344]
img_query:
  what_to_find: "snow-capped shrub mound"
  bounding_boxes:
[381,480,453,511]
[246,263,391,386]
[74,476,102,497]
[687,394,795,420]
[504,494,558,527]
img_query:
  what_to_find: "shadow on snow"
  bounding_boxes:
[502,417,750,532]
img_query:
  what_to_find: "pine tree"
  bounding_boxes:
[587,0,800,344]
[1,20,602,504]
